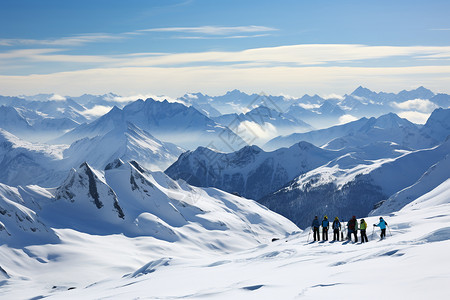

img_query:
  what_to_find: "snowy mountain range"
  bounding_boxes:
[165,142,342,200]
[266,108,450,151]
[54,98,246,151]
[260,138,450,228]
[0,159,297,246]
[212,106,313,145]
[0,86,449,299]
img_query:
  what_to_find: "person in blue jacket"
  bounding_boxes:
[374,217,388,239]
[322,216,329,241]
[332,217,341,241]
[312,216,320,241]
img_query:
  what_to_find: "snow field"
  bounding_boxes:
[1,180,449,299]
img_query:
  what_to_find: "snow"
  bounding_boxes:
[0,89,449,299]
[0,181,449,299]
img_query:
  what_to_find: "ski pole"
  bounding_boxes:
[371,226,375,240]
[387,224,392,237]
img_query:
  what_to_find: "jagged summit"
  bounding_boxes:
[351,86,374,97]
[54,161,125,223]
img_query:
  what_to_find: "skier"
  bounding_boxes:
[332,217,341,241]
[374,217,388,239]
[311,216,320,241]
[347,216,358,243]
[321,216,329,241]
[360,218,368,243]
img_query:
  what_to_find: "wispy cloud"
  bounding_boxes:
[0,25,275,48]
[174,33,271,40]
[0,33,125,47]
[139,25,277,35]
[3,44,450,72]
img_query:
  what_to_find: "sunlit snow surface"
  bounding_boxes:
[1,180,449,299]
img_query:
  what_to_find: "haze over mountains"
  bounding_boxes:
[0,86,449,298]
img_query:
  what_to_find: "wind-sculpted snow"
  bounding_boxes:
[166,142,342,200]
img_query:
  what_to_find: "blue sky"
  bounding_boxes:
[1,0,450,96]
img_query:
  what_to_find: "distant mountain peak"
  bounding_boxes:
[351,86,374,96]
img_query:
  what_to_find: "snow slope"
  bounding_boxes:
[371,152,450,215]
[1,178,449,299]
[0,129,67,187]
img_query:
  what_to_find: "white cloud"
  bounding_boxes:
[322,93,345,100]
[139,25,276,35]
[0,33,125,47]
[236,120,278,141]
[82,105,113,118]
[391,99,438,113]
[297,103,321,110]
[49,94,66,101]
[398,111,431,124]
[1,65,450,98]
[4,44,450,72]
[338,114,359,124]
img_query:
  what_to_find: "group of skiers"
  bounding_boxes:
[310,215,388,243]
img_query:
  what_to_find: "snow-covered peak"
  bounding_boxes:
[62,121,184,171]
[397,86,435,100]
[351,86,374,97]
[52,162,125,227]
[369,112,416,129]
[421,108,450,143]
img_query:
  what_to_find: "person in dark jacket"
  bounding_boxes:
[359,218,368,243]
[374,217,388,239]
[347,216,358,243]
[322,216,329,241]
[311,216,320,241]
[332,217,341,241]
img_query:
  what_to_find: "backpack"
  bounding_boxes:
[333,220,340,230]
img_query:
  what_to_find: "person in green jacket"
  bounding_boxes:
[360,218,368,243]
